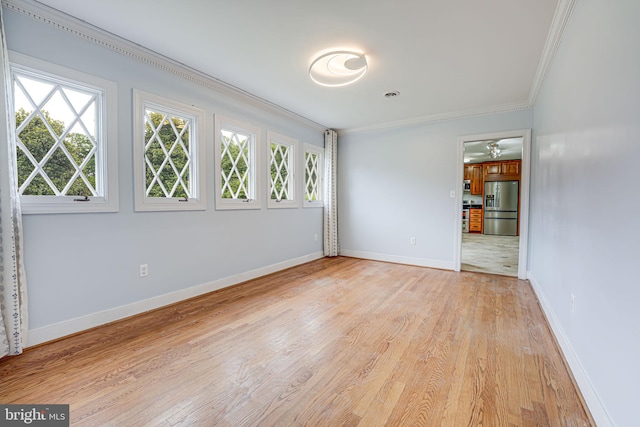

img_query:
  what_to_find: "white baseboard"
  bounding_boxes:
[27,252,325,347]
[527,272,614,427]
[339,249,454,271]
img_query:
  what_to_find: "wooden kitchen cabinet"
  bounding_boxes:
[483,162,501,175]
[470,165,482,195]
[464,165,472,180]
[501,160,520,176]
[483,160,521,181]
[469,208,483,233]
[464,164,483,195]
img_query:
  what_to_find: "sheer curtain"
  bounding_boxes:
[0,7,28,357]
[323,129,338,257]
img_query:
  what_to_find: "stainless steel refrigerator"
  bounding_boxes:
[484,181,518,236]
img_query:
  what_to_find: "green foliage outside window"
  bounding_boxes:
[15,108,96,197]
[220,131,250,199]
[305,152,319,201]
[270,143,288,200]
[144,111,190,198]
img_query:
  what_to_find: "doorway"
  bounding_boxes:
[454,130,531,279]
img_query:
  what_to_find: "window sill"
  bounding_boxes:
[215,199,261,210]
[20,196,119,214]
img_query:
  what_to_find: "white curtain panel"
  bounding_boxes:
[323,129,339,257]
[0,7,28,357]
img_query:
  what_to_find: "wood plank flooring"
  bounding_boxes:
[0,257,593,426]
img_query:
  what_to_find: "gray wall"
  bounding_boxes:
[8,0,638,423]
[338,110,532,268]
[339,2,640,423]
[5,10,324,335]
[529,0,640,425]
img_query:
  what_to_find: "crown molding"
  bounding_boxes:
[527,0,578,105]
[3,0,575,136]
[1,0,327,132]
[341,102,533,135]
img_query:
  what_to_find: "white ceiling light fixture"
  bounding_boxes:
[309,51,368,87]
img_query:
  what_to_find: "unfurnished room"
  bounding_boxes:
[0,0,638,426]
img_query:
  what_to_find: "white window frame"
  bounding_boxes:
[214,115,261,210]
[267,131,299,209]
[10,52,118,214]
[133,90,206,211]
[302,143,324,208]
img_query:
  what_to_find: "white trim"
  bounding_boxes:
[455,129,531,280]
[1,0,574,136]
[340,249,454,271]
[518,130,532,279]
[527,0,578,105]
[267,131,299,209]
[528,273,614,427]
[9,51,119,214]
[2,0,326,133]
[453,141,465,272]
[133,89,206,211]
[214,115,262,210]
[342,104,533,135]
[2,0,576,137]
[26,252,325,347]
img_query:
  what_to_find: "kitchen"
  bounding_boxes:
[461,138,523,276]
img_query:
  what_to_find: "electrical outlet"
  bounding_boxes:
[410,237,416,245]
[571,293,575,314]
[314,233,318,241]
[140,264,149,278]
[450,190,456,198]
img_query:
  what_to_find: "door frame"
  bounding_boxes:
[453,129,531,280]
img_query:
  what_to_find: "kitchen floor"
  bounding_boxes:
[461,233,519,276]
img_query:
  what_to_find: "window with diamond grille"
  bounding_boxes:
[214,116,260,210]
[10,54,118,214]
[304,143,324,207]
[268,132,298,209]
[220,129,252,200]
[143,110,191,198]
[133,90,205,211]
[14,74,98,198]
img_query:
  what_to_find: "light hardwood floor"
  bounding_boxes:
[0,257,593,426]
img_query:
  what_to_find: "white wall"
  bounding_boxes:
[529,0,640,425]
[4,9,324,343]
[338,110,532,268]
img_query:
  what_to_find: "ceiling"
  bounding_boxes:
[32,0,561,132]
[463,137,523,164]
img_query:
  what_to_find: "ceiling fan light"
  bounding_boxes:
[487,141,502,159]
[309,51,368,87]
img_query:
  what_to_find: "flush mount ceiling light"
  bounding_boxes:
[309,51,368,87]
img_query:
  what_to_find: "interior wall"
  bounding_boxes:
[338,109,532,268]
[4,9,324,339]
[529,0,640,425]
